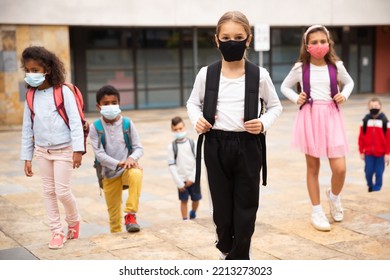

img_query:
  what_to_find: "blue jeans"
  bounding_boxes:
[365,155,385,191]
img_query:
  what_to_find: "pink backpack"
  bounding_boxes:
[26,83,89,154]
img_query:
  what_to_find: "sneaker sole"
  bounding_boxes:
[48,239,66,249]
[326,188,344,222]
[126,226,140,233]
[311,222,331,231]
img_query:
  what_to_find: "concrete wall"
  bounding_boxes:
[1,0,390,27]
[0,25,70,126]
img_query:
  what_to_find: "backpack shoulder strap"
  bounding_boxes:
[383,114,388,134]
[302,63,311,97]
[204,60,222,126]
[172,138,195,162]
[93,119,105,149]
[378,113,388,134]
[362,114,371,134]
[53,85,69,128]
[172,140,178,160]
[26,88,36,124]
[122,117,132,153]
[328,63,338,97]
[244,60,260,121]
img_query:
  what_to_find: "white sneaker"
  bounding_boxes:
[311,211,331,231]
[326,188,344,222]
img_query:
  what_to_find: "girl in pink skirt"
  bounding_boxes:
[281,25,354,231]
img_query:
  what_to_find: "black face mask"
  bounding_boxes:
[370,108,380,116]
[218,38,248,62]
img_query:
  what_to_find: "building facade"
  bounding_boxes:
[1,0,390,125]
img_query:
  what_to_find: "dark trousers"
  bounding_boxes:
[204,130,262,260]
[365,155,385,191]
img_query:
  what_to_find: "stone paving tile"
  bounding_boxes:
[26,238,108,260]
[0,247,38,260]
[327,235,390,260]
[0,231,19,250]
[90,230,164,251]
[111,241,199,260]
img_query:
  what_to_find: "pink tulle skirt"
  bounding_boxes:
[291,101,349,158]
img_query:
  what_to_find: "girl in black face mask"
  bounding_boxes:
[187,11,282,260]
[358,97,390,192]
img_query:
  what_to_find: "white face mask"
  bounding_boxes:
[100,105,121,120]
[24,73,46,87]
[174,131,187,140]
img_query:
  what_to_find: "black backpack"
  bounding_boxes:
[362,112,388,135]
[194,60,266,194]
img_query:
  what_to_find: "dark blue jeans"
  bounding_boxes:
[365,155,385,191]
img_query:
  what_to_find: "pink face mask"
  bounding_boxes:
[307,44,329,59]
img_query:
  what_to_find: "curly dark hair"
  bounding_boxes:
[21,46,66,87]
[96,85,121,104]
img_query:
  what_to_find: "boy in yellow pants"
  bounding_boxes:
[89,85,143,233]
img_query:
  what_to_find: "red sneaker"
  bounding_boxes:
[67,221,80,239]
[124,213,140,233]
[49,232,66,249]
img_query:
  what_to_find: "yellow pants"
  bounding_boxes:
[102,168,143,233]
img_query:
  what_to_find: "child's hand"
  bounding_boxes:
[333,93,346,105]
[24,160,33,177]
[124,157,142,169]
[73,152,82,169]
[196,116,213,134]
[178,186,186,192]
[244,119,263,135]
[360,154,365,160]
[185,180,193,187]
[297,92,307,105]
[385,155,389,166]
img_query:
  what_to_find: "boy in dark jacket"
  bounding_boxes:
[358,97,390,192]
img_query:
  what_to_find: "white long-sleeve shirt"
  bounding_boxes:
[20,85,84,161]
[89,116,143,179]
[280,61,354,104]
[186,66,283,132]
[167,138,196,189]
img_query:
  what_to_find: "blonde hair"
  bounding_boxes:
[298,25,339,65]
[215,11,252,60]
[216,11,251,37]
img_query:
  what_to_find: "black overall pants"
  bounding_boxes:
[204,129,262,260]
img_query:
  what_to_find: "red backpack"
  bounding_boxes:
[26,83,89,154]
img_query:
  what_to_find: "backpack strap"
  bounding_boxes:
[203,60,222,125]
[362,114,370,134]
[122,117,132,155]
[93,119,105,149]
[301,63,338,110]
[382,114,388,135]
[172,138,195,162]
[300,63,312,109]
[328,64,338,98]
[244,60,260,121]
[377,113,388,135]
[194,61,221,194]
[26,88,36,127]
[362,113,388,135]
[172,140,178,160]
[53,85,70,128]
[195,59,267,191]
